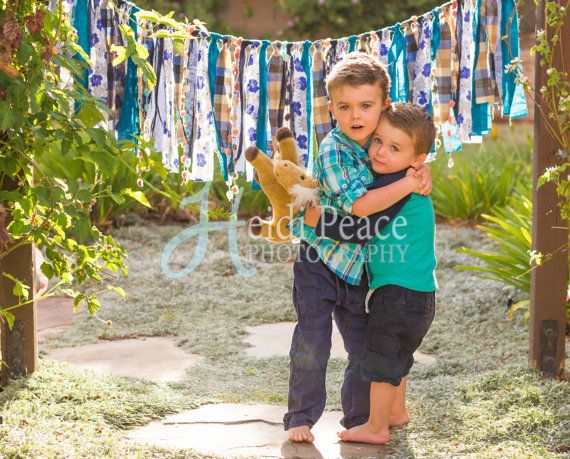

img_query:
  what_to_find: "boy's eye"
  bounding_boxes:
[339,105,348,110]
[362,103,371,109]
[391,145,399,152]
[373,137,382,144]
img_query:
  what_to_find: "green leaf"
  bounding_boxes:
[3,272,30,301]
[0,310,15,330]
[40,262,55,280]
[107,285,126,300]
[123,188,151,208]
[111,45,128,66]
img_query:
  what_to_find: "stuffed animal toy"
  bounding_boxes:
[245,127,319,243]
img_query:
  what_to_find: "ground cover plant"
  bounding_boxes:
[0,223,568,457]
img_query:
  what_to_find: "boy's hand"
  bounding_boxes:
[303,206,321,228]
[410,164,432,195]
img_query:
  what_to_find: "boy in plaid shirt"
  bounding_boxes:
[284,53,431,443]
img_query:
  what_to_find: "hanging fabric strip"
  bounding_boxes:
[232,39,248,173]
[348,35,358,53]
[118,3,140,142]
[190,36,216,181]
[72,0,90,112]
[301,40,314,172]
[89,0,110,126]
[357,33,371,53]
[449,2,460,99]
[412,14,433,113]
[229,38,243,172]
[267,43,284,156]
[242,41,262,181]
[493,0,503,101]
[368,31,380,60]
[282,42,295,134]
[336,37,350,63]
[107,2,126,131]
[471,0,492,135]
[433,9,453,124]
[173,37,190,168]
[474,0,500,104]
[182,38,198,163]
[405,23,419,102]
[256,40,270,154]
[500,0,527,119]
[312,42,333,147]
[213,39,233,173]
[378,29,391,66]
[457,0,475,141]
[388,24,408,103]
[290,42,310,168]
[137,16,153,143]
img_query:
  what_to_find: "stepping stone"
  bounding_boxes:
[37,296,78,343]
[127,403,394,458]
[44,336,201,382]
[243,322,437,364]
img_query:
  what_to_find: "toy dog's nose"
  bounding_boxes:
[300,175,305,180]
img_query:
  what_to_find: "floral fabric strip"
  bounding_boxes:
[241,41,261,181]
[457,0,475,141]
[290,42,310,167]
[412,15,433,112]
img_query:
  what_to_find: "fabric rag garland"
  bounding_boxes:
[61,0,527,180]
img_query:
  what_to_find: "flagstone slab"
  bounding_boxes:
[243,322,437,364]
[37,296,78,343]
[44,336,201,382]
[127,403,394,458]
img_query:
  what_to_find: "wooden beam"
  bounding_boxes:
[0,176,38,385]
[530,0,569,378]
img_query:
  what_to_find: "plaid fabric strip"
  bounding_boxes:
[433,9,453,124]
[474,0,500,103]
[405,24,419,102]
[357,33,371,53]
[267,43,284,155]
[449,3,460,97]
[213,41,233,164]
[312,43,332,147]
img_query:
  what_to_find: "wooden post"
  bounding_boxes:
[530,0,569,378]
[0,179,38,385]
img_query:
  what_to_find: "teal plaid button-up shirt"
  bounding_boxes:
[290,128,374,285]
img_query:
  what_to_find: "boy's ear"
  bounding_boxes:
[382,98,391,110]
[328,100,334,116]
[411,153,427,169]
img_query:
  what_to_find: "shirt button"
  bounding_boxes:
[342,184,348,189]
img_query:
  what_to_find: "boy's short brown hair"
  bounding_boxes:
[326,52,390,101]
[381,102,436,155]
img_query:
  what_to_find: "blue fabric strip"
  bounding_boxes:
[118,4,140,143]
[388,24,408,103]
[256,40,270,152]
[72,0,90,112]
[501,0,528,119]
[301,40,314,173]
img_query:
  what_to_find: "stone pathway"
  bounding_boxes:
[243,322,438,365]
[127,403,394,458]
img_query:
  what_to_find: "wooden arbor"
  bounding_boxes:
[0,2,568,384]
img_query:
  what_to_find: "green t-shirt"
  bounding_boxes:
[367,194,437,292]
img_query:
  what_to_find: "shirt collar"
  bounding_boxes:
[331,127,370,162]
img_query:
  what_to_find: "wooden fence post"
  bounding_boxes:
[530,0,569,378]
[0,180,37,386]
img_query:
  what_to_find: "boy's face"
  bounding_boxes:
[328,83,389,147]
[368,117,427,174]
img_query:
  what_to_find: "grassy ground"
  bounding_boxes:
[1,222,569,458]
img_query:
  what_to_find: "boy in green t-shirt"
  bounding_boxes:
[305,102,437,444]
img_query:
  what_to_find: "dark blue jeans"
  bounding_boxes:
[283,242,370,430]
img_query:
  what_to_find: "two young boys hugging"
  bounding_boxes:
[284,53,438,445]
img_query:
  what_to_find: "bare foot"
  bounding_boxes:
[389,410,411,427]
[287,425,314,443]
[337,422,390,445]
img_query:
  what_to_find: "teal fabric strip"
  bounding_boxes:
[72,0,90,112]
[301,40,314,173]
[252,40,270,190]
[118,4,140,143]
[471,0,491,135]
[501,0,528,119]
[388,24,408,102]
[348,35,358,53]
[431,9,441,61]
[256,40,270,152]
[207,33,228,179]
